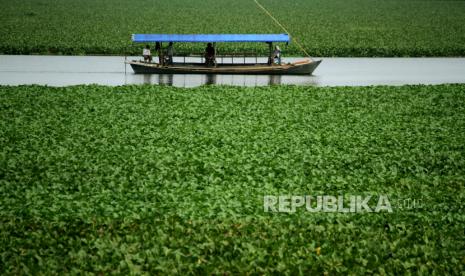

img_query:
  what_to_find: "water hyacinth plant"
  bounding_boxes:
[0,0,465,56]
[1,84,464,274]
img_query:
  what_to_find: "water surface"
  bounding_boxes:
[1,55,464,87]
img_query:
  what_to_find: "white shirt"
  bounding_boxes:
[273,49,281,58]
[143,48,151,56]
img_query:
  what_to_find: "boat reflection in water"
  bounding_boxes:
[134,73,318,87]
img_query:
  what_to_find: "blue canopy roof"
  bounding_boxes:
[132,34,290,43]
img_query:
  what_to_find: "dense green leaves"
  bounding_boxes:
[1,84,465,273]
[1,0,465,56]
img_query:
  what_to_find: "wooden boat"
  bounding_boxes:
[128,34,321,75]
[127,59,321,75]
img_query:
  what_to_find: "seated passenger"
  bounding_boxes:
[205,43,216,66]
[143,45,152,63]
[273,45,281,65]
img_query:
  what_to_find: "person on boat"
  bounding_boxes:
[273,45,281,65]
[155,42,163,65]
[205,43,216,66]
[143,45,152,63]
[166,42,174,65]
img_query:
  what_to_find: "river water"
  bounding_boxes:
[1,55,464,87]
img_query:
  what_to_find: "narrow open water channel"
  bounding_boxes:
[1,55,464,87]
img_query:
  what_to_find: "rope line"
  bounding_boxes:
[253,0,312,60]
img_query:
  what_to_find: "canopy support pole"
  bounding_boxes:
[267,42,273,65]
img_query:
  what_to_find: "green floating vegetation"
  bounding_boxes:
[1,0,465,57]
[1,84,464,274]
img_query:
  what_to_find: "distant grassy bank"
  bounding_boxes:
[1,84,464,274]
[1,0,465,57]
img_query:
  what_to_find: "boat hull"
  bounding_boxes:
[127,59,321,75]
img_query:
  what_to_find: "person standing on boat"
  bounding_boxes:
[166,42,174,65]
[273,45,281,65]
[143,45,152,63]
[155,42,163,65]
[205,43,216,66]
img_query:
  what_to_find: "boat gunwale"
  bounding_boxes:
[126,59,312,69]
[126,58,321,75]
